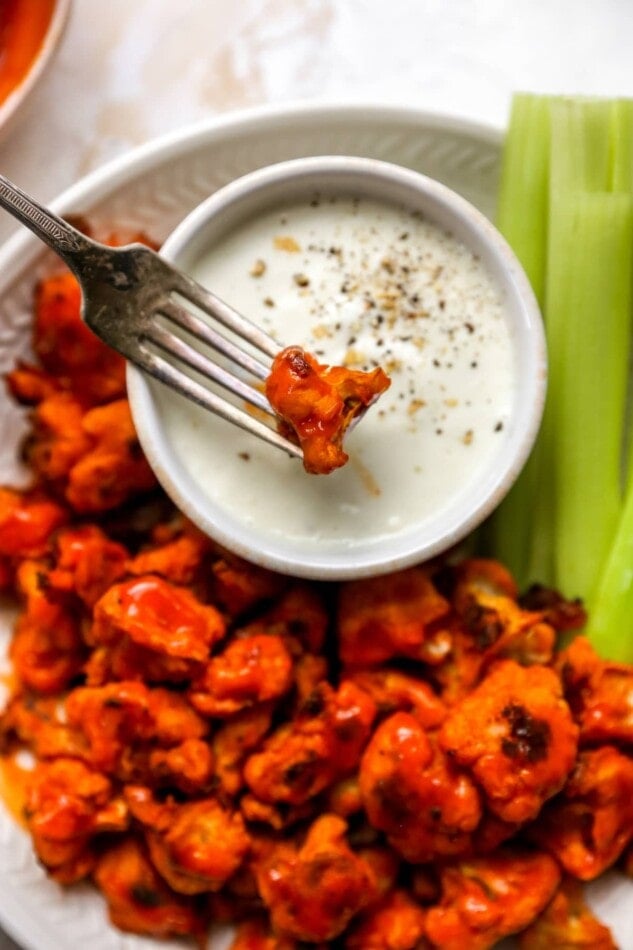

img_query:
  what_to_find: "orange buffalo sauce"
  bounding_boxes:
[0,753,30,826]
[0,0,56,106]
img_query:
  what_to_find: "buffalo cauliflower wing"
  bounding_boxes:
[439,660,579,822]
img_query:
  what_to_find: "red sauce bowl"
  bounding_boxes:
[0,0,71,137]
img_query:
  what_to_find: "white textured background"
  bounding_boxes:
[1,0,633,248]
[1,0,633,946]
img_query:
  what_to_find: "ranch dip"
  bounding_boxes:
[156,195,515,559]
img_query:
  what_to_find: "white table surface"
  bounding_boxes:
[1,0,633,946]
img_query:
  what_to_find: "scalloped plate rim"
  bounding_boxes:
[0,100,503,286]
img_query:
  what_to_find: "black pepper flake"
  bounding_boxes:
[439,300,446,310]
[263,297,275,308]
[471,361,478,368]
[348,335,357,345]
[435,428,444,435]
[238,452,251,461]
[495,421,504,432]
[464,321,475,333]
[432,359,441,368]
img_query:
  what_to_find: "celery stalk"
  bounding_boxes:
[552,192,633,600]
[526,99,624,594]
[496,93,551,305]
[520,101,605,587]
[581,99,633,659]
[585,478,633,661]
[487,92,633,662]
[611,98,633,486]
[545,99,615,394]
[486,94,550,582]
[610,98,633,192]
[548,97,611,195]
[491,97,618,589]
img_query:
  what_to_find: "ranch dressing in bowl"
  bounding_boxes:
[170,198,512,532]
[128,158,545,578]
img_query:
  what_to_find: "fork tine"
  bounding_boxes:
[157,299,272,381]
[169,269,282,361]
[144,321,275,416]
[140,348,302,459]
[0,176,305,463]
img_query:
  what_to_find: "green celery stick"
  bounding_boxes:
[586,476,633,661]
[548,97,611,196]
[611,98,633,502]
[553,192,633,600]
[610,98,633,191]
[583,98,633,659]
[545,99,614,395]
[525,98,618,592]
[487,93,633,611]
[492,97,615,588]
[486,94,550,583]
[496,92,551,305]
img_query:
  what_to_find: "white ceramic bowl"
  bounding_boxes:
[128,155,546,579]
[0,0,71,140]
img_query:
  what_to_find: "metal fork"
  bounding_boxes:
[0,174,302,459]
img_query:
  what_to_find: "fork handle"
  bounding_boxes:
[0,173,93,269]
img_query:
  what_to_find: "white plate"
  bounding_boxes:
[0,102,630,950]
